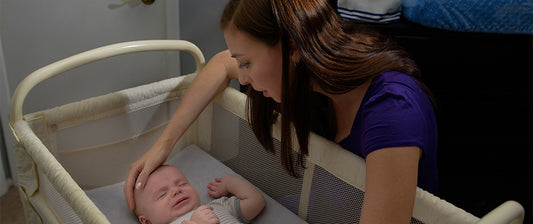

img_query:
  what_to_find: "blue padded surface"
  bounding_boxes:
[402,0,533,34]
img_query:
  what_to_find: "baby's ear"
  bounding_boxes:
[138,215,152,224]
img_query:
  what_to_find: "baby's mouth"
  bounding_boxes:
[173,197,189,208]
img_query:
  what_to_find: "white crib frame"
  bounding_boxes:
[9,40,525,224]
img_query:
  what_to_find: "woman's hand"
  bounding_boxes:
[124,141,171,211]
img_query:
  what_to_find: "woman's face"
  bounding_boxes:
[224,26,283,102]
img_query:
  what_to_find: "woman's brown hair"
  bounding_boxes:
[220,0,425,177]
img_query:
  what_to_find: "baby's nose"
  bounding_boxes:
[171,187,181,196]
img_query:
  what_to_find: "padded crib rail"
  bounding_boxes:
[10,40,205,126]
[9,40,205,223]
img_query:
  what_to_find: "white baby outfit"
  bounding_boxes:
[170,196,248,224]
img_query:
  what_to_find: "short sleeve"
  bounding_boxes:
[339,72,439,194]
[360,86,428,156]
[209,196,249,223]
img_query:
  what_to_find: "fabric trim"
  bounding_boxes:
[338,7,401,22]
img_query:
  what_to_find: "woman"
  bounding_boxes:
[125,0,438,223]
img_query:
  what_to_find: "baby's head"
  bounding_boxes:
[134,165,201,224]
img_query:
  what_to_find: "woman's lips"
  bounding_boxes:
[251,86,269,98]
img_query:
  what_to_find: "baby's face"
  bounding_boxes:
[135,166,201,224]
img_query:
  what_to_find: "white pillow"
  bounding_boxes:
[85,144,307,224]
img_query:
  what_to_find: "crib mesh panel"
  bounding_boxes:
[53,100,174,152]
[307,165,363,223]
[38,167,81,223]
[33,100,176,190]
[307,166,424,224]
[210,104,304,216]
[32,97,201,190]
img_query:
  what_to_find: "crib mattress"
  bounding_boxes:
[85,144,307,224]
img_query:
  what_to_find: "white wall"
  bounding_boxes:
[0,36,10,196]
[179,0,229,74]
[0,0,179,195]
[0,0,233,197]
[1,0,173,114]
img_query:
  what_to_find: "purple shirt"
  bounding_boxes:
[339,71,438,194]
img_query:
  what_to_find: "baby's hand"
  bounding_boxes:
[207,177,229,198]
[190,205,219,224]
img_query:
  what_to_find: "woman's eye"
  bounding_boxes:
[179,183,187,187]
[158,192,167,199]
[238,62,250,69]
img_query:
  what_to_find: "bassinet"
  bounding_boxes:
[9,40,525,223]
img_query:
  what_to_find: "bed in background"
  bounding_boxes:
[337,0,532,34]
[402,0,532,34]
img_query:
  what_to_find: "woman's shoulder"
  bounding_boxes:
[371,71,420,91]
[363,71,429,109]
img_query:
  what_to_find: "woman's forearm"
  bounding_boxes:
[154,50,237,152]
[359,146,421,224]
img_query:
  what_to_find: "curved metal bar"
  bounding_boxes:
[10,40,205,126]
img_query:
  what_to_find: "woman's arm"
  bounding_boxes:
[359,146,421,224]
[124,50,239,211]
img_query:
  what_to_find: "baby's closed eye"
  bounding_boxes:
[158,191,167,199]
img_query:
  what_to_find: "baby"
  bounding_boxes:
[133,165,265,224]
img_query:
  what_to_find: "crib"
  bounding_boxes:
[9,40,525,223]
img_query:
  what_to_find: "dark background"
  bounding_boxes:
[373,19,532,223]
[328,0,531,221]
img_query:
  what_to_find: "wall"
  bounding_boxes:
[0,0,180,195]
[179,0,228,74]
[0,37,9,195]
[1,0,173,114]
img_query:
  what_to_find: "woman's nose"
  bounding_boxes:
[238,72,250,85]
